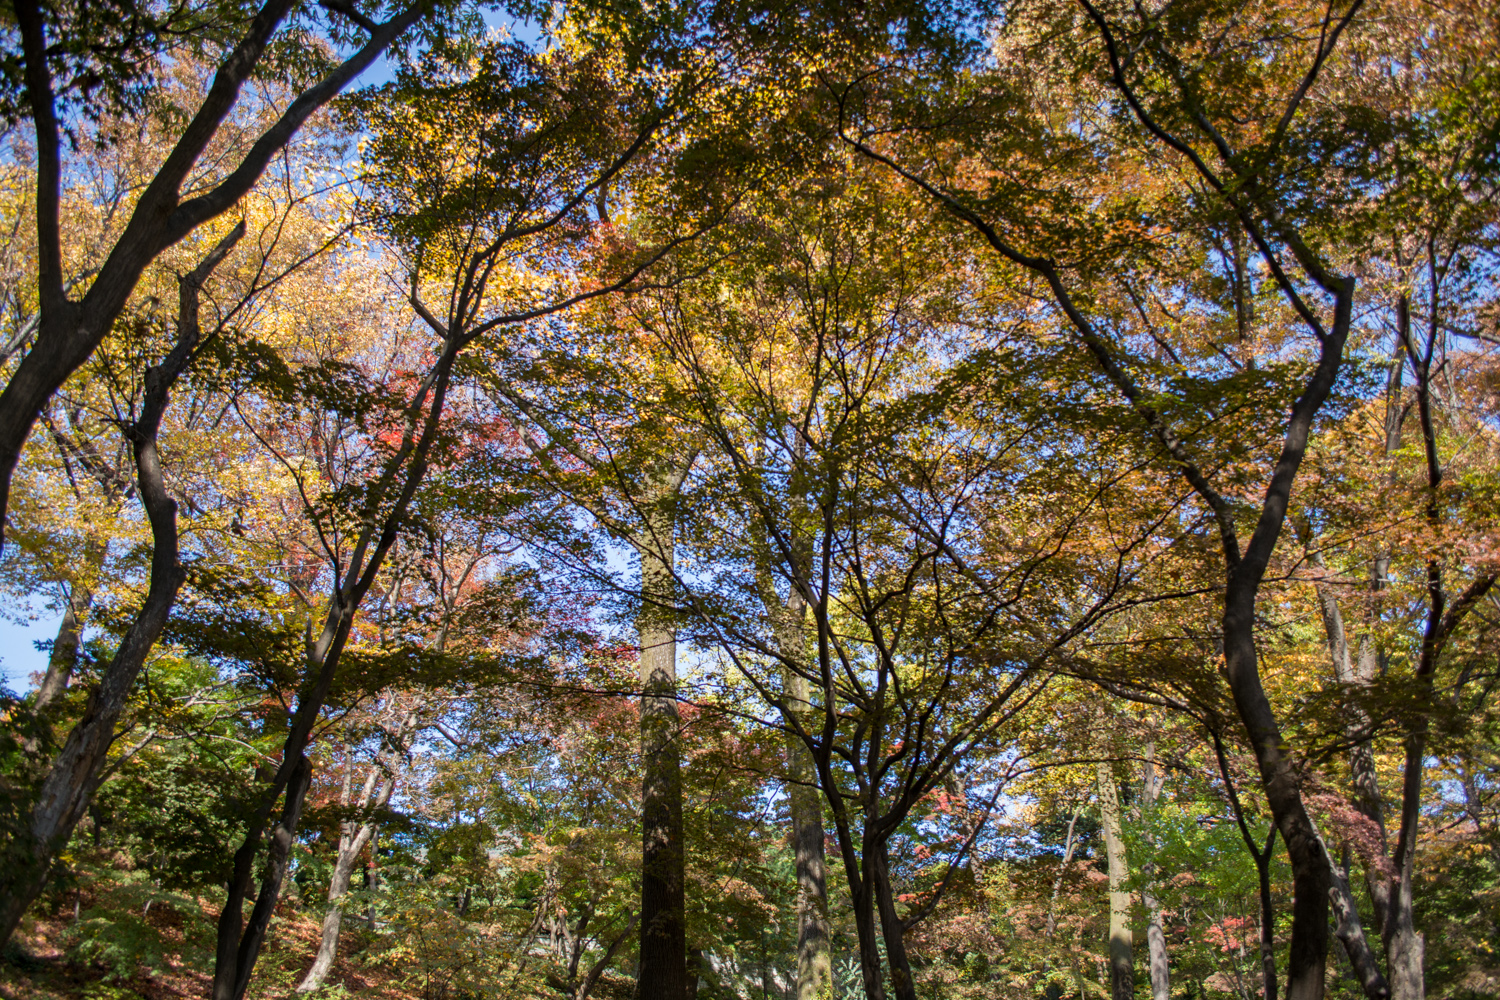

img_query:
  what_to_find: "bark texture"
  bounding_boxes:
[1141,750,1170,1000]
[635,498,685,1000]
[786,666,832,1000]
[1046,807,1082,939]
[751,437,832,1000]
[873,842,919,1000]
[1097,763,1134,1000]
[769,586,831,1000]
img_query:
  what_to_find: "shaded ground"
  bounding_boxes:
[0,904,403,1000]
[1,903,641,999]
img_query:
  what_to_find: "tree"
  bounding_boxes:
[836,1,1462,994]
[0,0,455,536]
[614,163,1201,1000]
[0,215,246,945]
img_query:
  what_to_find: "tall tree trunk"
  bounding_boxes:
[1381,288,1454,1000]
[1221,598,1332,1000]
[1257,830,1278,1000]
[636,499,685,1000]
[1384,785,1424,1000]
[1097,762,1134,1000]
[812,750,886,1000]
[214,753,313,1000]
[849,850,886,1000]
[577,913,639,1000]
[871,840,919,1000]
[786,674,832,1000]
[295,765,393,993]
[0,224,242,950]
[775,591,831,1000]
[1141,748,1170,1000]
[752,436,832,1000]
[1308,548,1392,939]
[1303,515,1393,998]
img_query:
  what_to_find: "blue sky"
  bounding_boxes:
[1,605,56,693]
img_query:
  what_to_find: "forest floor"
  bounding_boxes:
[0,903,641,999]
[0,904,407,1000]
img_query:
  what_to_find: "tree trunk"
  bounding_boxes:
[0,224,242,950]
[1047,806,1082,939]
[212,328,460,1000]
[872,841,919,1000]
[1141,749,1170,1000]
[1309,555,1392,937]
[776,591,831,1000]
[752,457,832,1000]
[1383,847,1423,1000]
[1257,830,1278,1000]
[295,766,392,993]
[849,853,887,1000]
[1097,762,1134,1000]
[685,946,703,1000]
[636,500,685,1000]
[1222,599,1333,1000]
[578,913,639,1000]
[214,750,313,1000]
[787,689,832,1000]
[33,557,99,712]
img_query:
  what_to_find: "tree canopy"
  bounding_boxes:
[0,1,1497,999]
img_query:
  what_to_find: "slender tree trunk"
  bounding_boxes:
[815,737,887,1000]
[1257,830,1278,1000]
[1097,762,1134,1000]
[1309,555,1392,937]
[636,499,685,1000]
[578,913,639,1000]
[295,766,392,993]
[1326,847,1390,1000]
[212,329,459,1000]
[566,903,593,982]
[33,550,100,712]
[213,606,346,1000]
[775,591,831,1000]
[0,224,242,950]
[1304,540,1393,1000]
[1384,808,1423,1000]
[1222,599,1333,1000]
[1141,749,1170,1000]
[1380,289,1446,1000]
[786,682,832,1000]
[752,443,832,1000]
[35,606,83,709]
[1047,806,1082,939]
